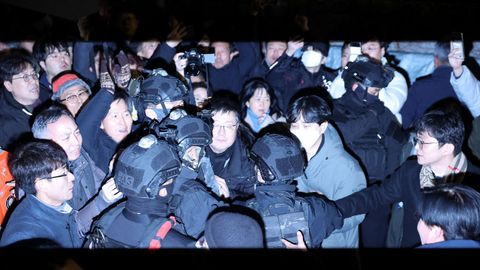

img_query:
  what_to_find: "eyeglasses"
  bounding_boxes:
[212,122,239,132]
[59,89,89,104]
[11,72,39,83]
[42,164,69,181]
[46,51,70,60]
[413,137,439,149]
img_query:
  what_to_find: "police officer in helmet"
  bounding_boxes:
[157,109,227,239]
[245,133,343,248]
[85,135,195,248]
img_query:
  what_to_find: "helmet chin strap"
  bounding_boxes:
[150,101,170,121]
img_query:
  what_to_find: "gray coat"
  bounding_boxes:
[296,124,366,248]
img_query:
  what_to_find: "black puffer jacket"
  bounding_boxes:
[0,87,50,151]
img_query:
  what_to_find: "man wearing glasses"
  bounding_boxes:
[0,49,50,151]
[204,94,257,200]
[0,140,84,247]
[51,71,92,117]
[32,41,72,94]
[334,109,480,248]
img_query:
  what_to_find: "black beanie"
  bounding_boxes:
[204,211,264,248]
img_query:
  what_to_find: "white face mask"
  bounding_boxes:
[301,50,323,68]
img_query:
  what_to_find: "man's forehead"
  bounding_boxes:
[48,115,78,130]
[212,110,237,121]
[267,41,287,48]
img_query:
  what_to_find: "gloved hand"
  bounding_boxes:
[112,50,131,89]
[99,55,115,91]
[306,194,344,248]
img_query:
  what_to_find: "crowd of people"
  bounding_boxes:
[0,2,480,251]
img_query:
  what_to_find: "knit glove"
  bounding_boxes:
[112,50,131,89]
[99,56,115,90]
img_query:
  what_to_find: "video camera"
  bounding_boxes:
[180,48,215,77]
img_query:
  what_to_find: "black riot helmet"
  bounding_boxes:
[342,55,394,92]
[250,134,305,184]
[139,69,188,103]
[129,68,189,122]
[114,135,182,199]
[157,109,212,170]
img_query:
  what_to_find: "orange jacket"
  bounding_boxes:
[0,150,15,226]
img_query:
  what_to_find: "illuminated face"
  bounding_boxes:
[37,164,75,206]
[42,49,72,79]
[193,87,209,108]
[415,132,445,168]
[3,64,40,106]
[46,115,83,161]
[341,45,350,68]
[182,145,203,169]
[361,41,384,61]
[137,40,160,59]
[246,88,271,118]
[212,42,232,69]
[209,110,239,154]
[101,99,133,143]
[289,115,324,155]
[265,41,287,66]
[58,85,90,116]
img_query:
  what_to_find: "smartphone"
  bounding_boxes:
[450,32,464,60]
[349,42,362,62]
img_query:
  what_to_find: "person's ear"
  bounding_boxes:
[440,143,455,156]
[381,47,386,58]
[3,81,13,93]
[246,101,250,108]
[34,177,45,193]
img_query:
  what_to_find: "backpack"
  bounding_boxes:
[86,202,176,249]
[248,198,312,248]
[0,150,15,227]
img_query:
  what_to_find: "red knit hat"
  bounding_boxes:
[51,72,91,100]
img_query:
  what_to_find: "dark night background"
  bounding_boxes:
[0,0,479,41]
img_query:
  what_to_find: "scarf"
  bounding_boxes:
[419,152,468,188]
[246,107,270,133]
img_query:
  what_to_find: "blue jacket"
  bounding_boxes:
[76,88,118,174]
[0,195,83,247]
[296,125,366,248]
[400,66,458,129]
